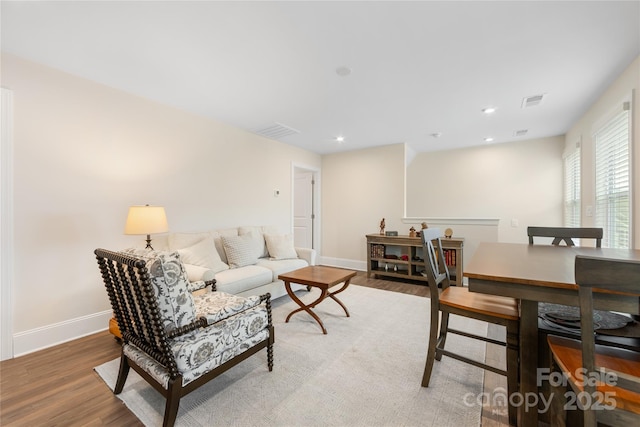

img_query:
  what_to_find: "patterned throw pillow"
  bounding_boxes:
[238,225,278,258]
[120,248,197,333]
[220,234,261,268]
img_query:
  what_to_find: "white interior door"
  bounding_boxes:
[293,171,314,248]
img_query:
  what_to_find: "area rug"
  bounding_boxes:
[95,285,488,426]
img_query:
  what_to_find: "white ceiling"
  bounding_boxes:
[2,1,639,154]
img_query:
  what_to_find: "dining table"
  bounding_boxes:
[464,242,640,427]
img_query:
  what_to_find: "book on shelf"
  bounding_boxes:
[443,249,456,266]
[370,244,385,259]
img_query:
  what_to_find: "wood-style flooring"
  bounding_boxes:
[0,271,508,426]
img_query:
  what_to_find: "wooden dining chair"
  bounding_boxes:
[547,256,640,427]
[527,226,603,247]
[420,228,520,426]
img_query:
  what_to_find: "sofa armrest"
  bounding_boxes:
[183,263,216,283]
[295,247,316,266]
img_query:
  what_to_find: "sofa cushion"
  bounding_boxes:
[213,265,273,294]
[221,233,262,268]
[264,233,298,260]
[239,225,278,258]
[175,235,229,274]
[256,258,309,281]
[119,248,197,333]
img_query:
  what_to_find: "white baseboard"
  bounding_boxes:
[319,256,366,272]
[12,310,112,357]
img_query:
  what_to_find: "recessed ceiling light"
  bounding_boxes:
[482,107,496,114]
[484,137,494,143]
[335,66,352,77]
[335,136,345,142]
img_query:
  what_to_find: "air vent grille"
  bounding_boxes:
[253,122,300,140]
[522,94,546,108]
[515,129,528,137]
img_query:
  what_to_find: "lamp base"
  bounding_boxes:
[145,234,154,250]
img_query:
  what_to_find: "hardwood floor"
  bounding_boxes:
[0,271,508,426]
[0,331,140,426]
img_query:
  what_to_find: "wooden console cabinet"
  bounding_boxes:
[366,234,464,286]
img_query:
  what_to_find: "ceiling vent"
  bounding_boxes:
[521,94,546,108]
[514,129,528,137]
[253,122,300,140]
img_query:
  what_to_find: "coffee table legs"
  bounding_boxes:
[327,280,351,318]
[283,279,352,334]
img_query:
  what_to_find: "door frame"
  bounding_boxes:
[1,88,14,360]
[291,162,320,253]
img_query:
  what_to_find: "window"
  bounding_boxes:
[563,147,581,228]
[594,102,632,248]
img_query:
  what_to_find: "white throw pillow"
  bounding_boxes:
[265,234,298,260]
[176,236,229,274]
[169,232,212,249]
[221,234,261,268]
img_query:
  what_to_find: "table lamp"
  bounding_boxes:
[124,204,169,250]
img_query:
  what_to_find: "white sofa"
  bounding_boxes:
[150,226,315,300]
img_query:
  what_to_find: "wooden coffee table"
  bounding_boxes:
[278,266,357,334]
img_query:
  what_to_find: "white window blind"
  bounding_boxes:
[594,103,631,248]
[563,148,581,228]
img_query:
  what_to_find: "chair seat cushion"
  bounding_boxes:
[124,326,269,387]
[441,286,519,320]
[170,305,268,374]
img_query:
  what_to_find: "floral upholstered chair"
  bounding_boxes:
[95,248,274,427]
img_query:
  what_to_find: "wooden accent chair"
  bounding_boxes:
[547,256,640,426]
[95,248,274,427]
[527,226,603,247]
[419,228,520,426]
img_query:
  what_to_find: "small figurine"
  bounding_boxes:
[409,226,416,237]
[421,222,428,230]
[379,218,386,235]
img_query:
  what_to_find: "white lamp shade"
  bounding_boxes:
[124,205,169,235]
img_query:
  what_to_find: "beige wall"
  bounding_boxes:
[1,54,321,354]
[565,56,640,249]
[319,137,564,274]
[406,136,565,266]
[321,144,406,268]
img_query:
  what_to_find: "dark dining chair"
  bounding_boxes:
[547,256,640,426]
[527,226,602,247]
[420,228,520,426]
[529,226,640,424]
